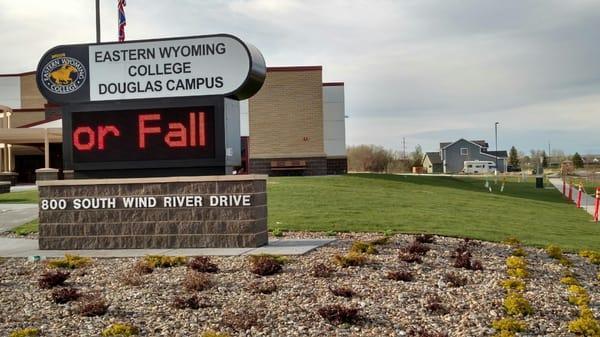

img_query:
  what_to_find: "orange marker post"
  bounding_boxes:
[567,180,573,201]
[576,183,582,208]
[594,188,600,222]
[562,177,566,196]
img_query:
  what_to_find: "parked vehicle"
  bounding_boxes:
[507,165,522,172]
[463,160,496,174]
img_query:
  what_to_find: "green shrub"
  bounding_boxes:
[507,267,528,279]
[47,254,92,269]
[200,331,231,337]
[559,257,572,266]
[568,315,600,336]
[248,254,289,265]
[579,250,600,264]
[568,285,590,307]
[9,328,40,337]
[546,245,563,259]
[333,252,367,267]
[271,228,284,237]
[144,255,187,268]
[503,292,533,316]
[503,236,521,247]
[506,256,526,270]
[511,247,527,257]
[324,230,337,237]
[492,318,527,332]
[560,276,580,286]
[383,229,394,237]
[350,241,378,255]
[493,331,516,337]
[101,323,139,337]
[500,278,526,292]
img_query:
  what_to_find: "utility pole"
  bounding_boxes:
[495,122,499,175]
[95,0,101,43]
[402,137,406,159]
[548,141,551,166]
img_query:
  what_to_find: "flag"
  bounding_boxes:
[118,0,126,42]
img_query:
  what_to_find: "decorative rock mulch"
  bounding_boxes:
[0,232,597,336]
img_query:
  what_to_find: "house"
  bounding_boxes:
[423,139,508,173]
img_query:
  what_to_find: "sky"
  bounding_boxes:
[1,0,599,154]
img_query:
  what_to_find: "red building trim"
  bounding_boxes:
[0,71,36,77]
[12,108,46,112]
[323,82,344,86]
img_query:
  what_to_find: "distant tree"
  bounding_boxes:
[410,145,423,167]
[508,146,520,167]
[572,152,584,168]
[542,151,548,168]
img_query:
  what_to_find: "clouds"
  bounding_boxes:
[0,0,598,153]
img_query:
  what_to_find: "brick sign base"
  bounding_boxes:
[37,175,268,250]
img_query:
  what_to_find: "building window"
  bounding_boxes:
[460,148,468,156]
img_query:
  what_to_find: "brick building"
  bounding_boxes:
[0,66,347,182]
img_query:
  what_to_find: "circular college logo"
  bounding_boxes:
[41,55,86,94]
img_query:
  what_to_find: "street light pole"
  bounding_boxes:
[95,0,101,43]
[495,122,499,174]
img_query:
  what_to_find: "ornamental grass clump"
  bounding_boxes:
[317,305,360,325]
[311,263,333,278]
[200,331,231,337]
[560,276,580,286]
[545,244,563,259]
[404,240,430,255]
[51,287,81,304]
[350,241,378,255]
[567,285,590,307]
[502,236,521,247]
[507,267,528,279]
[101,323,139,337]
[77,296,109,317]
[333,252,367,268]
[506,256,526,270]
[144,255,187,268]
[492,318,527,333]
[47,254,92,269]
[503,292,533,316]
[568,306,600,336]
[38,270,70,289]
[511,247,527,257]
[9,328,40,337]
[249,254,285,276]
[579,250,600,264]
[183,272,212,291]
[500,278,526,292]
[187,256,219,273]
[132,260,154,274]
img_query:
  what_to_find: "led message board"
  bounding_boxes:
[71,107,216,163]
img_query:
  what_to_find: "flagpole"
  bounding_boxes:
[95,0,101,43]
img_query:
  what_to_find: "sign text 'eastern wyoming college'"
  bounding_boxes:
[36,34,266,104]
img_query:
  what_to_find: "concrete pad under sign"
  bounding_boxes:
[0,237,335,258]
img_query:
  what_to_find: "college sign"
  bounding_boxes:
[36,34,266,104]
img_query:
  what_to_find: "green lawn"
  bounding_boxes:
[10,219,39,236]
[0,190,39,203]
[268,174,600,251]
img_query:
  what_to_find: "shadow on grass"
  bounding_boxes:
[347,173,568,204]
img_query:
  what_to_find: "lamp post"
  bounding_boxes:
[495,122,499,175]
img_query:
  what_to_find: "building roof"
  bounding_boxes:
[471,140,489,148]
[425,152,442,164]
[440,139,489,150]
[483,150,508,158]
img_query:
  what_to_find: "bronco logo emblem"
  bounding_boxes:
[41,54,86,94]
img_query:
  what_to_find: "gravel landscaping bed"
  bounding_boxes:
[0,232,598,336]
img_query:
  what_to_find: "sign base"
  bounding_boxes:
[37,175,267,250]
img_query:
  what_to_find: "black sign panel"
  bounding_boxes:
[71,107,216,163]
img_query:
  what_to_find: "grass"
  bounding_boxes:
[0,190,39,203]
[10,219,39,236]
[267,174,600,251]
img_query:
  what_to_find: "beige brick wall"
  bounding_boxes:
[20,73,46,108]
[249,68,325,159]
[10,110,46,127]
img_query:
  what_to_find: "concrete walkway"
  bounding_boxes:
[0,203,38,232]
[548,178,597,216]
[0,237,335,257]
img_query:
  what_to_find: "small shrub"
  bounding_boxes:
[453,251,483,270]
[249,280,277,294]
[424,294,446,314]
[492,318,527,332]
[78,297,109,317]
[324,230,337,237]
[387,270,414,282]
[559,257,572,266]
[188,256,219,273]
[560,276,580,286]
[120,272,143,286]
[493,331,517,337]
[503,236,521,247]
[404,240,430,255]
[350,241,378,255]
[501,278,526,292]
[249,255,284,276]
[183,272,212,291]
[503,292,533,316]
[51,287,80,304]
[317,304,360,325]
[409,329,448,337]
[311,263,333,278]
[383,229,394,237]
[506,256,526,270]
[333,252,367,268]
[398,252,422,264]
[568,315,600,336]
[38,270,70,289]
[101,323,139,337]
[511,247,527,257]
[329,286,355,298]
[133,260,154,274]
[443,272,468,287]
[271,228,284,237]
[144,255,187,268]
[507,267,528,279]
[568,285,590,306]
[415,234,435,244]
[579,250,600,264]
[172,294,210,309]
[200,331,231,337]
[9,328,40,337]
[545,244,563,259]
[47,254,92,269]
[221,309,260,331]
[249,254,289,265]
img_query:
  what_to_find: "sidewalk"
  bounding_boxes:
[0,203,38,232]
[0,237,335,257]
[548,178,596,217]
